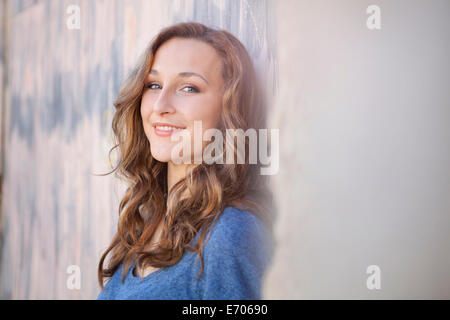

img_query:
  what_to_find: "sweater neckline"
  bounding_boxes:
[128,261,166,282]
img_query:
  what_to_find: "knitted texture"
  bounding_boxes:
[97,206,274,300]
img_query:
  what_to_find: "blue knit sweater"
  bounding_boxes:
[97,206,275,300]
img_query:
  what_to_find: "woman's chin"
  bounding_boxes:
[150,150,172,163]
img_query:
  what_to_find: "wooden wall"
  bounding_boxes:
[0,0,277,299]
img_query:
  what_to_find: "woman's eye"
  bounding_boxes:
[144,82,199,93]
[182,85,199,93]
[145,83,161,90]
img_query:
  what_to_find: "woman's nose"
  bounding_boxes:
[153,89,176,114]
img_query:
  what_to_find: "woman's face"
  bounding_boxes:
[140,37,224,163]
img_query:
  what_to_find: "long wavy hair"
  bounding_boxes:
[98,21,276,289]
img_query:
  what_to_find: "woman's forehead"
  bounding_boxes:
[150,38,222,79]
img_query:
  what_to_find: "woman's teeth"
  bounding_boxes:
[156,126,184,131]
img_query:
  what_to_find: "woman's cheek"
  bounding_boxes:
[190,97,219,124]
[141,99,155,120]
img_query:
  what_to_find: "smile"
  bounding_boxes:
[154,125,186,137]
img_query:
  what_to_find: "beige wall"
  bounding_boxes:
[265,0,450,299]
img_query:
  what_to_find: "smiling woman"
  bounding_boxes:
[97,22,276,300]
[141,37,224,176]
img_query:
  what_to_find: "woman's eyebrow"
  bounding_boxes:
[149,69,209,85]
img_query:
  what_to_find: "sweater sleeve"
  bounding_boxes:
[197,207,274,300]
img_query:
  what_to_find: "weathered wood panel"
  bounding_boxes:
[0,0,277,299]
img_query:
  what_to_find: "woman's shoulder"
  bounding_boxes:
[205,206,275,257]
[212,206,269,233]
[194,206,275,299]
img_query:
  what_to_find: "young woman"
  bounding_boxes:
[97,21,276,300]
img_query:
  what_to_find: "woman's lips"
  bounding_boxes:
[154,125,186,137]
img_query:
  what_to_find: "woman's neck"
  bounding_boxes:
[167,162,189,192]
